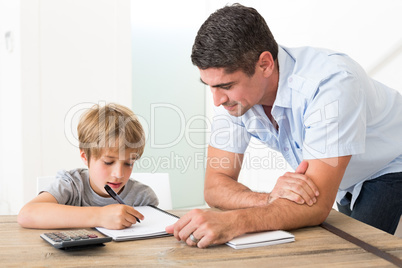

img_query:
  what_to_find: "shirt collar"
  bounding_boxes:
[273,45,295,109]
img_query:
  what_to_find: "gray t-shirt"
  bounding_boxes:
[43,168,159,207]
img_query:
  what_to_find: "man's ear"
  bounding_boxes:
[80,149,89,166]
[258,51,275,77]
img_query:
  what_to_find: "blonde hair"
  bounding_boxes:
[77,103,145,161]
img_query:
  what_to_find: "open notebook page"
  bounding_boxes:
[96,206,179,241]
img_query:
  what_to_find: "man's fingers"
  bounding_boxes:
[186,230,203,247]
[165,224,174,234]
[304,177,320,197]
[269,192,297,204]
[285,183,309,204]
[294,160,320,196]
[168,210,202,241]
[273,174,318,205]
[295,160,309,174]
[282,172,320,197]
[293,173,320,197]
[290,179,318,205]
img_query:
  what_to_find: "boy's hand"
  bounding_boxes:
[268,160,320,206]
[99,204,144,229]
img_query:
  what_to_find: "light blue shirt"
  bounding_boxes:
[210,46,402,208]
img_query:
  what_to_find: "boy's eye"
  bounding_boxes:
[125,162,134,167]
[104,161,114,165]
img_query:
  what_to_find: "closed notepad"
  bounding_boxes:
[96,206,179,241]
[226,230,295,249]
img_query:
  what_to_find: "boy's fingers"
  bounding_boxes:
[125,206,144,220]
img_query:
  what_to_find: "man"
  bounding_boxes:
[166,4,402,248]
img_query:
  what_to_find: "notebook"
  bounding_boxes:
[226,230,295,249]
[95,206,179,241]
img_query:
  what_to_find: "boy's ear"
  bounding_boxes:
[80,149,89,166]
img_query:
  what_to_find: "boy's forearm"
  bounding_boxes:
[18,203,101,229]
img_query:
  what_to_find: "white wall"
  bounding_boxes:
[131,1,208,209]
[0,0,24,214]
[0,0,132,214]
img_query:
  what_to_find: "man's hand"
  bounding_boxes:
[166,156,350,249]
[99,204,144,230]
[268,160,320,206]
[165,209,241,248]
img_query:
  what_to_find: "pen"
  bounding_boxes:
[104,184,141,223]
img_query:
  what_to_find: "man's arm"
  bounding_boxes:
[166,155,351,248]
[239,156,351,231]
[17,192,144,229]
[204,146,320,209]
[204,145,264,209]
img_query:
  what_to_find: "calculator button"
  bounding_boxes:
[40,229,112,249]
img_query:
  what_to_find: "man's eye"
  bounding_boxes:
[221,86,232,90]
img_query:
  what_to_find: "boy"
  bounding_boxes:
[18,103,158,230]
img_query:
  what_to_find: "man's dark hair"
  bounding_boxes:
[191,3,278,77]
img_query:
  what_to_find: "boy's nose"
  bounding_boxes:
[212,88,228,107]
[112,165,124,179]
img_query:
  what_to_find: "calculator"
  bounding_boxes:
[40,229,112,249]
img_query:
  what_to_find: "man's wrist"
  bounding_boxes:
[257,192,270,206]
[239,191,269,208]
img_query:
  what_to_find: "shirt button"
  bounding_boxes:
[288,77,293,83]
[284,147,289,152]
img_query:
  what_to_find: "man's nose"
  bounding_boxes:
[212,88,228,107]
